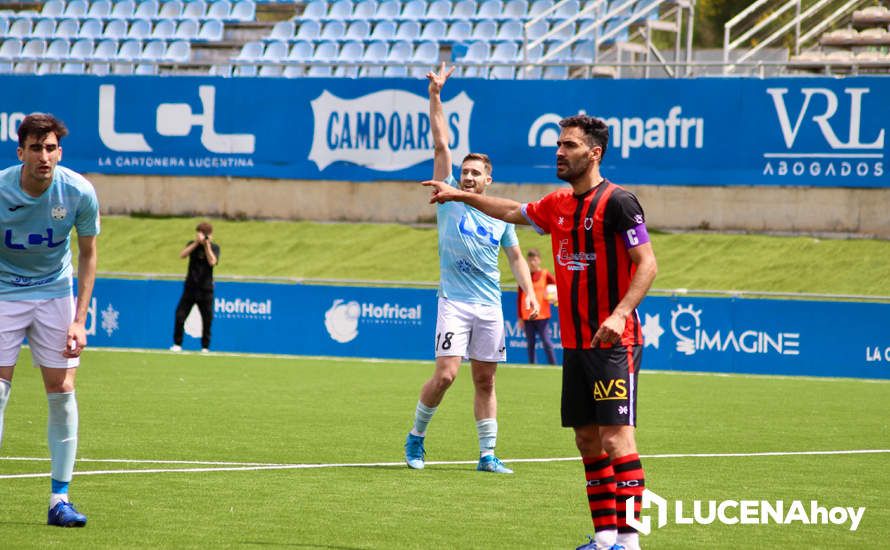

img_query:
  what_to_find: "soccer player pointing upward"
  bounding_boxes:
[424,115,657,550]
[404,63,539,474]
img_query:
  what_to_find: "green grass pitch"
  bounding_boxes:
[1,349,887,549]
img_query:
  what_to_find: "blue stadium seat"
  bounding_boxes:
[134,63,158,75]
[64,0,89,18]
[61,61,86,73]
[152,18,177,40]
[335,38,363,77]
[496,19,522,41]
[8,18,32,39]
[352,0,378,19]
[383,39,412,76]
[206,0,232,20]
[176,18,199,40]
[461,65,487,77]
[490,39,518,61]
[420,20,446,40]
[401,0,426,19]
[198,19,224,41]
[327,0,353,19]
[92,38,119,61]
[528,0,553,17]
[344,19,370,39]
[471,19,497,40]
[321,20,346,39]
[551,0,578,18]
[104,19,127,39]
[542,64,567,78]
[44,37,70,60]
[489,64,515,78]
[307,39,338,76]
[451,0,477,19]
[41,0,65,18]
[302,0,328,20]
[374,0,400,20]
[258,63,282,77]
[410,39,438,76]
[263,39,288,61]
[20,38,47,62]
[233,39,262,76]
[445,20,471,41]
[426,0,451,19]
[127,19,152,40]
[288,39,314,61]
[54,18,80,39]
[134,0,160,19]
[370,20,396,40]
[477,0,502,19]
[158,0,184,20]
[209,63,232,77]
[182,0,207,19]
[0,18,8,37]
[526,19,547,40]
[295,20,321,40]
[0,38,22,73]
[360,39,387,76]
[110,0,136,19]
[396,20,421,40]
[231,0,256,22]
[79,18,103,39]
[142,39,167,61]
[88,0,112,18]
[32,18,56,39]
[69,37,94,60]
[459,40,489,63]
[548,19,576,42]
[269,20,295,40]
[571,38,594,61]
[166,39,190,62]
[502,0,528,18]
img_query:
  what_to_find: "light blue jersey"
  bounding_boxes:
[437,174,517,305]
[0,164,100,300]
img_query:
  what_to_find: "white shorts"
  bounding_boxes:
[434,297,506,363]
[0,297,78,369]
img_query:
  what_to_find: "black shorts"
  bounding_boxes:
[561,345,642,428]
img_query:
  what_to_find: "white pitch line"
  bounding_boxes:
[1,449,888,480]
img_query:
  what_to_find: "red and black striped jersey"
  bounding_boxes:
[522,180,647,350]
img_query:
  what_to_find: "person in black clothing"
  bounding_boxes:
[170,221,219,352]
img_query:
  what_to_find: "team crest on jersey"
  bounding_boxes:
[584,217,593,230]
[51,205,67,220]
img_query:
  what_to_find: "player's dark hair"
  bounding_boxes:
[18,113,68,148]
[527,248,541,258]
[462,153,492,176]
[196,221,213,236]
[559,115,609,159]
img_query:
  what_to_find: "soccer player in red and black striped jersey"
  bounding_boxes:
[423,115,657,550]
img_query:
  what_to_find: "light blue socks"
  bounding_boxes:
[47,391,78,497]
[476,418,497,457]
[410,401,437,437]
[0,378,10,447]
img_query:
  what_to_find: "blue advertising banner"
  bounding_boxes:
[86,278,889,380]
[0,76,886,187]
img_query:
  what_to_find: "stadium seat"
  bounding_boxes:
[134,0,160,19]
[206,0,232,20]
[344,19,371,39]
[183,0,207,19]
[542,64,567,78]
[327,0,353,19]
[69,37,94,60]
[452,0,477,20]
[420,20,446,40]
[263,39,288,61]
[198,19,224,41]
[231,0,256,22]
[258,63,282,77]
[175,19,199,40]
[321,20,347,40]
[79,18,103,39]
[92,38,119,60]
[460,39,490,63]
[0,38,22,72]
[471,19,497,40]
[19,38,47,63]
[401,0,426,19]
[8,18,32,39]
[89,60,111,75]
[104,19,127,39]
[477,0,502,19]
[502,0,528,18]
[571,39,594,62]
[158,0,184,20]
[370,20,396,40]
[141,39,167,61]
[374,0,400,20]
[165,39,190,62]
[528,0,553,17]
[61,61,86,73]
[110,0,136,19]
[54,18,79,38]
[461,65,487,77]
[551,0,578,18]
[302,0,328,20]
[269,20,295,41]
[352,0,378,19]
[41,0,65,18]
[152,19,177,40]
[32,18,56,39]
[445,20,471,41]
[426,0,451,19]
[64,0,89,18]
[496,19,522,41]
[526,19,547,40]
[410,39,438,76]
[235,40,263,61]
[87,0,112,18]
[44,37,71,60]
[134,63,158,75]
[548,19,576,42]
[307,39,338,76]
[296,20,321,40]
[489,64,515,78]
[360,39,387,76]
[0,18,8,37]
[383,39,412,76]
[288,39,314,60]
[209,63,232,77]
[127,19,152,40]
[335,38,363,77]
[396,20,421,40]
[490,39,518,61]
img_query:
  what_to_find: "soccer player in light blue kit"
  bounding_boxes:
[0,114,100,527]
[404,64,539,473]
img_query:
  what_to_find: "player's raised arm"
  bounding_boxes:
[422,179,528,225]
[428,62,455,181]
[505,245,539,320]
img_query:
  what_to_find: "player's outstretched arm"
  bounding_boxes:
[65,235,98,357]
[591,242,657,346]
[421,180,528,225]
[428,62,455,182]
[505,245,539,320]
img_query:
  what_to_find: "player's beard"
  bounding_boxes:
[556,156,589,183]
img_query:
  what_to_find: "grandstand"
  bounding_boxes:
[1,0,887,78]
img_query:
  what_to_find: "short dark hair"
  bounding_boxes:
[559,115,609,159]
[462,153,492,175]
[527,248,541,258]
[196,221,213,235]
[18,113,68,148]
